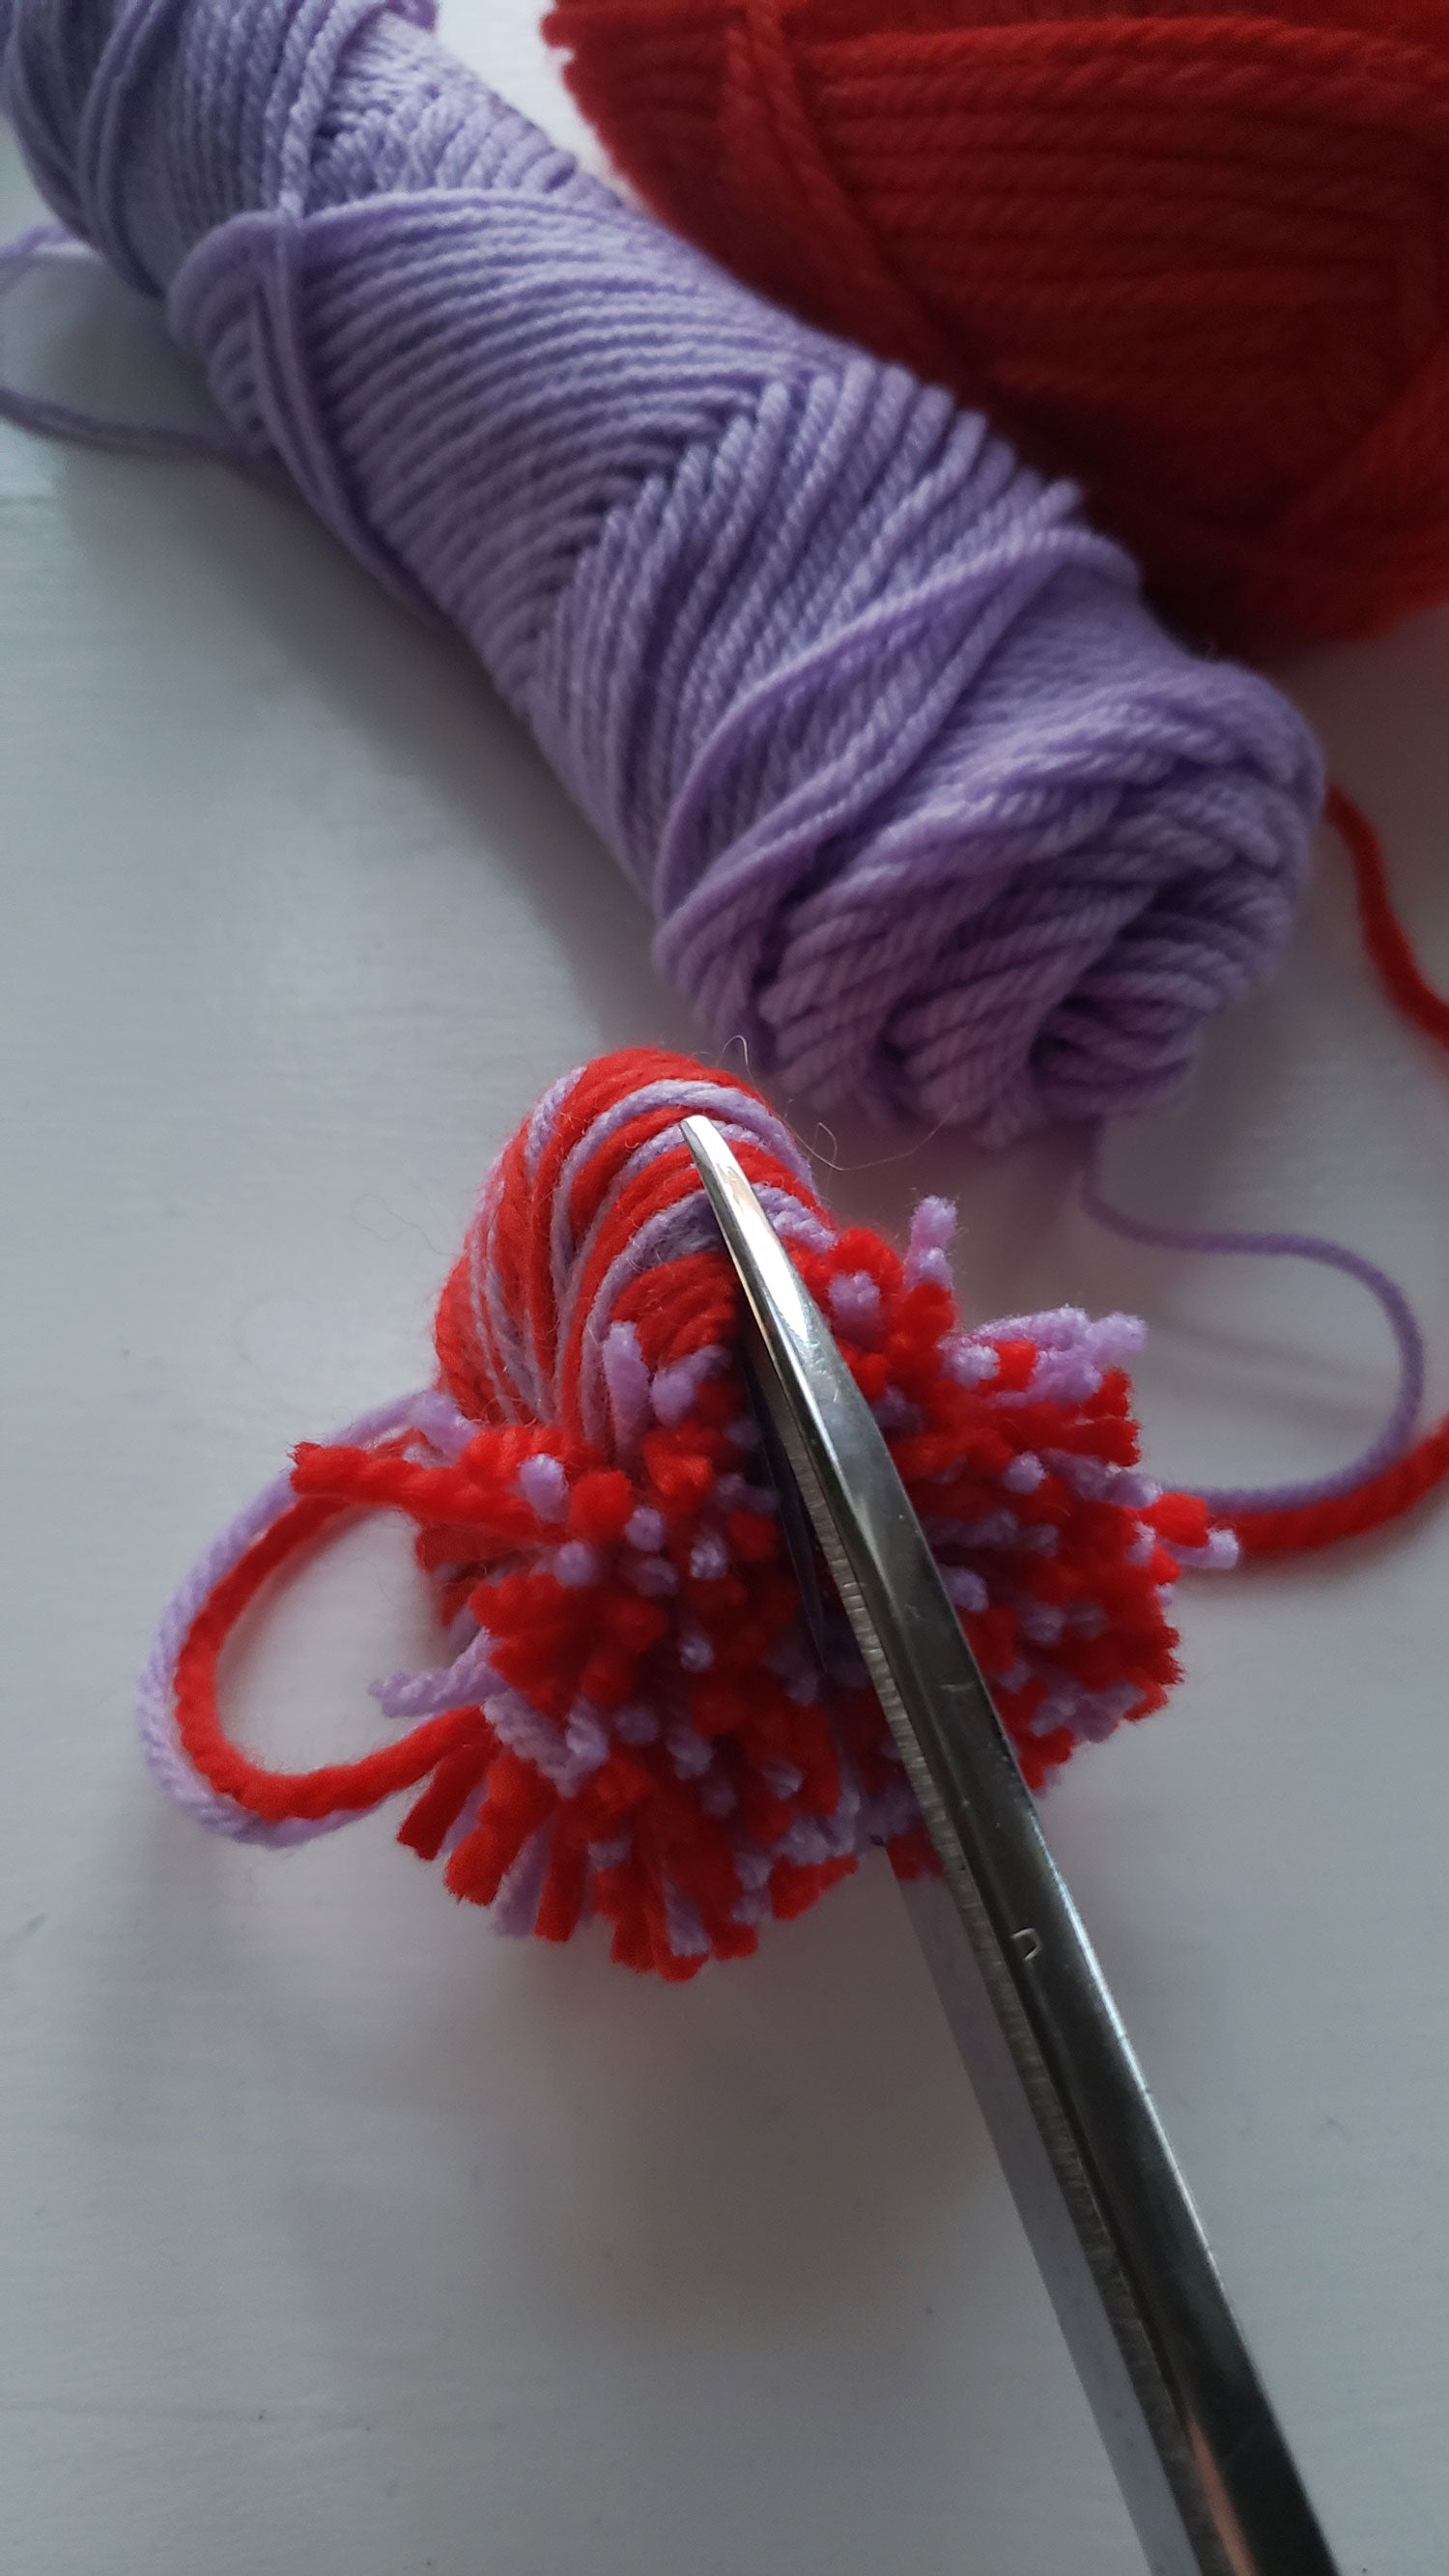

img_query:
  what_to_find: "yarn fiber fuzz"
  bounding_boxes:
[141,1050,1233,1979]
[0,0,1319,1138]
[550,0,1449,651]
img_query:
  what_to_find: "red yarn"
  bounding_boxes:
[1332,784,1449,1055]
[156,1047,1224,1974]
[548,0,1449,649]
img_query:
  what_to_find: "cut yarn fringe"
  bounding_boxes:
[141,992,1449,1974]
[141,1047,1237,1977]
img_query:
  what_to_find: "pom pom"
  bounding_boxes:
[142,1049,1234,1977]
[550,0,1449,649]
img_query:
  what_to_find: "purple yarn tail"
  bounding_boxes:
[0,221,248,463]
[1082,1142,1426,1517]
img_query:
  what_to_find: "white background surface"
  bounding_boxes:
[2,8,1448,2570]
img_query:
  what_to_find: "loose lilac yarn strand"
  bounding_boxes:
[136,1387,440,1844]
[1082,1147,1426,1517]
[0,220,250,460]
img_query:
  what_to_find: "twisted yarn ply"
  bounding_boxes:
[550,0,1449,651]
[141,1049,1233,1977]
[0,0,1320,1139]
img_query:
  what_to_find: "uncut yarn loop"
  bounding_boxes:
[550,0,1449,650]
[141,1048,1234,1979]
[0,0,1319,1138]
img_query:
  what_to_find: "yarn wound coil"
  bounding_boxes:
[0,0,1320,1139]
[140,1048,1234,1978]
[550,0,1449,651]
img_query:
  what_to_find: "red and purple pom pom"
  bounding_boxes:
[140,1049,1232,1978]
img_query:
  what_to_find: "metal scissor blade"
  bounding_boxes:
[737,1333,829,1663]
[681,1113,1339,2576]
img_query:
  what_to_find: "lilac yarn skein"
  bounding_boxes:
[0,0,1321,1140]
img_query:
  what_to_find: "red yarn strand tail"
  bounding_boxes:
[1233,1422,1449,1557]
[1331,785,1449,1053]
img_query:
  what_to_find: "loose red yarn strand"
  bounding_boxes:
[1330,783,1449,1052]
[1233,790,1449,1555]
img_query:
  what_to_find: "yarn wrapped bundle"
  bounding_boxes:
[141,1048,1232,1978]
[0,0,1320,1138]
[550,0,1449,650]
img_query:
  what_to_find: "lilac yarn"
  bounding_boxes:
[0,222,251,459]
[1082,1152,1428,1518]
[0,0,1321,1138]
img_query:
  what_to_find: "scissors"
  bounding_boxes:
[682,1115,1341,2576]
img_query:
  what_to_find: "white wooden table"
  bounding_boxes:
[2,11,1446,2569]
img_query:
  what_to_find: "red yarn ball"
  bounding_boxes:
[548,0,1449,650]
